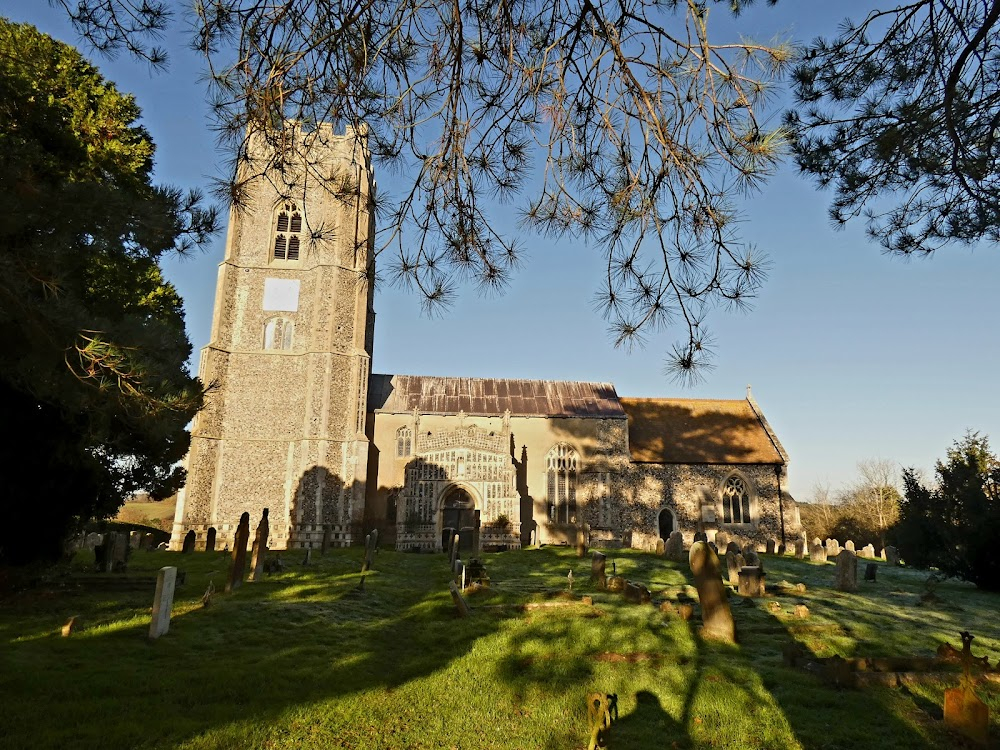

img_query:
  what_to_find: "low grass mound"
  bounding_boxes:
[0,546,997,749]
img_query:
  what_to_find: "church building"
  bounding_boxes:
[170,126,800,553]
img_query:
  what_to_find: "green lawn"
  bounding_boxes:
[1,546,997,749]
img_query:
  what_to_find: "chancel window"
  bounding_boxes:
[273,202,302,261]
[396,426,412,457]
[263,317,293,350]
[546,444,579,524]
[722,475,752,524]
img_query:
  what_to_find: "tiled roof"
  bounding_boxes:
[620,397,784,464]
[369,374,625,418]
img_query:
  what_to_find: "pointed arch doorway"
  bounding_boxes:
[440,485,479,553]
[658,508,676,541]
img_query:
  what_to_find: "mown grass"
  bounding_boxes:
[1,546,998,749]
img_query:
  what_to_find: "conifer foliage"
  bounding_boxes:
[0,20,217,563]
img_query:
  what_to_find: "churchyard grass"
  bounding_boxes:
[0,546,998,749]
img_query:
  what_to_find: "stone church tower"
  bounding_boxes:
[170,125,375,551]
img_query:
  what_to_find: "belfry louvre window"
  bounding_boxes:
[546,444,579,524]
[722,475,752,524]
[273,202,302,261]
[396,426,412,457]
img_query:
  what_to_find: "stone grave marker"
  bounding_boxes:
[777,543,787,556]
[455,560,466,590]
[111,532,128,572]
[575,526,587,558]
[693,531,708,543]
[715,531,730,550]
[765,539,776,555]
[182,530,196,554]
[738,566,765,598]
[655,538,665,556]
[302,548,312,566]
[361,533,373,572]
[794,538,806,559]
[883,546,900,565]
[249,508,269,581]
[591,551,607,587]
[206,527,217,553]
[225,512,251,593]
[825,538,840,558]
[864,563,877,581]
[449,580,471,617]
[844,540,856,553]
[665,531,684,561]
[725,550,744,587]
[321,524,332,555]
[809,543,827,563]
[450,533,460,568]
[835,549,858,592]
[149,566,178,639]
[743,548,763,572]
[129,531,142,549]
[689,541,735,643]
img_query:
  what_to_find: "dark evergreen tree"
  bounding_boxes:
[0,19,217,563]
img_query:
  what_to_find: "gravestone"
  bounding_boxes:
[130,531,142,549]
[361,533,373,572]
[664,531,684,561]
[149,566,178,639]
[206,527,217,553]
[688,541,735,643]
[182,530,196,554]
[110,533,129,572]
[738,566,765,598]
[693,531,708,543]
[809,543,827,563]
[725,550,744,587]
[812,537,822,547]
[743,548,762,571]
[864,563,877,581]
[455,560,465,590]
[450,534,460,569]
[765,539,776,555]
[302,548,312,566]
[606,576,626,593]
[591,551,607,588]
[835,549,858,592]
[777,543,787,556]
[321,525,332,555]
[623,582,650,604]
[861,544,876,559]
[655,539,665,556]
[883,546,900,565]
[225,512,251,593]
[844,540,855,553]
[715,531,730,550]
[825,539,839,558]
[576,526,587,557]
[142,533,155,551]
[448,580,471,617]
[794,539,806,559]
[249,508,269,581]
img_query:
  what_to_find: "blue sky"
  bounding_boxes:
[7,1,1000,502]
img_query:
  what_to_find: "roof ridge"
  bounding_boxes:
[372,373,617,387]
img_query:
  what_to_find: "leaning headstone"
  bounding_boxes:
[455,560,466,590]
[302,548,312,566]
[448,580,471,617]
[225,512,251,593]
[361,533,373,572]
[321,525,332,555]
[738,566,765,598]
[450,534,460,568]
[883,546,900,566]
[249,508,269,581]
[810,543,827,563]
[664,531,684,561]
[765,539,776,555]
[205,527,217,553]
[591,551,607,587]
[688,541,736,643]
[61,616,78,637]
[725,550,744,587]
[148,566,178,639]
[844,540,855,553]
[864,563,877,582]
[182,530,196,554]
[835,549,858,592]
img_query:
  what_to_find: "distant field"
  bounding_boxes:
[112,495,177,531]
[0,546,997,749]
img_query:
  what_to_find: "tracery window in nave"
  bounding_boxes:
[722,474,753,524]
[546,444,579,524]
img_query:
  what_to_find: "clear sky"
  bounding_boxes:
[7,1,1000,502]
